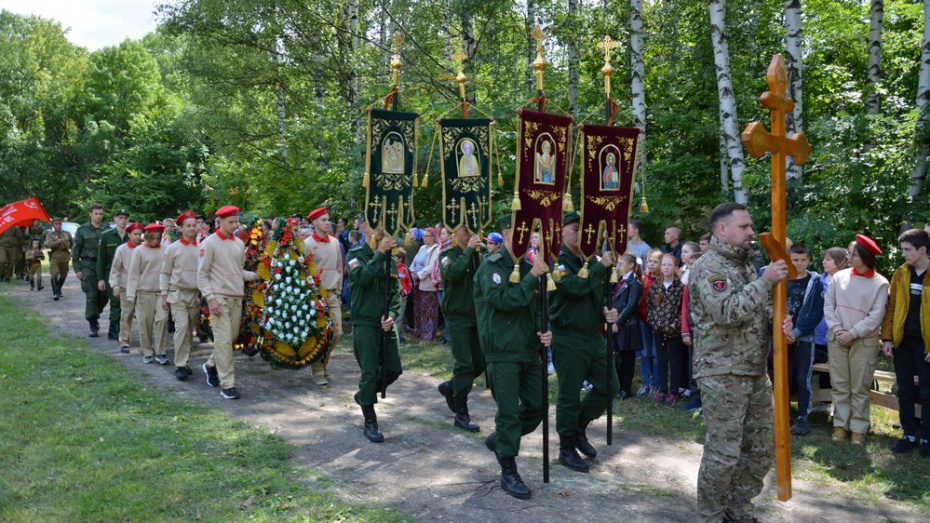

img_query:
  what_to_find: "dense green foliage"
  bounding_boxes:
[0,1,927,270]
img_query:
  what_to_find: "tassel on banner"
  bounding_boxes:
[412,172,419,188]
[610,266,619,283]
[546,272,557,292]
[578,260,590,279]
[639,196,649,214]
[421,173,429,188]
[363,172,370,188]
[511,191,522,211]
[510,263,521,283]
[498,172,504,188]
[563,192,574,212]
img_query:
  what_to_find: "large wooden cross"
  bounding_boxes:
[741,54,812,503]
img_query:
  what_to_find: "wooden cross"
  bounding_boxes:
[597,35,619,96]
[584,223,596,244]
[390,34,404,88]
[740,54,811,503]
[517,221,530,245]
[530,25,546,92]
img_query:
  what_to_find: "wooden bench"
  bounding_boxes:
[811,362,921,418]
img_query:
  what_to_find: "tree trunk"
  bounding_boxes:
[909,0,930,199]
[462,13,477,103]
[567,0,579,114]
[709,0,748,204]
[719,122,729,193]
[867,0,884,115]
[785,0,804,181]
[630,0,646,191]
[525,0,537,94]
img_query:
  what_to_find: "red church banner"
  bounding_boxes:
[0,197,51,236]
[577,124,640,258]
[511,109,573,264]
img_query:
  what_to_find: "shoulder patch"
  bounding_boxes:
[707,274,727,292]
[491,272,502,285]
[347,257,361,270]
[487,252,502,262]
[441,256,451,267]
[349,244,363,251]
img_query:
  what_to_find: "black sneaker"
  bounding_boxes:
[175,366,192,381]
[892,437,918,454]
[203,363,219,387]
[119,345,130,354]
[221,387,240,399]
[791,417,810,436]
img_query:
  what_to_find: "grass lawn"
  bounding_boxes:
[0,294,408,523]
[402,330,930,515]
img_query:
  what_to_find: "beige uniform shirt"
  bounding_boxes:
[197,230,256,301]
[160,238,200,293]
[303,232,344,291]
[127,244,165,300]
[108,242,137,291]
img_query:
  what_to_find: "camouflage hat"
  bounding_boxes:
[499,214,513,231]
[114,208,130,217]
[51,217,63,224]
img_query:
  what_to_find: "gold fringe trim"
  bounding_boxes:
[509,263,521,283]
[546,272,556,291]
[578,260,589,279]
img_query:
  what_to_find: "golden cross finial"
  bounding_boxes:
[530,25,547,92]
[391,34,405,55]
[598,35,619,96]
[531,25,546,54]
[390,34,404,88]
[452,47,468,100]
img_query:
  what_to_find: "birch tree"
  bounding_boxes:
[910,0,930,199]
[866,0,884,115]
[785,0,803,181]
[567,0,579,114]
[525,0,536,94]
[709,0,747,204]
[630,0,647,192]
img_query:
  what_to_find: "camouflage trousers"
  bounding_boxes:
[697,374,774,523]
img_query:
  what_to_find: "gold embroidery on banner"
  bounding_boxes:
[524,189,560,207]
[373,172,411,191]
[586,194,626,211]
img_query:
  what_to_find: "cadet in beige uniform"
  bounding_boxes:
[109,223,143,353]
[303,206,344,385]
[127,223,169,364]
[198,206,258,400]
[161,211,202,380]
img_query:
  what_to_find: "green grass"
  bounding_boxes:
[0,294,408,523]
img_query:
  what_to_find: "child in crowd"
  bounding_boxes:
[637,249,663,396]
[612,254,644,400]
[27,238,44,291]
[395,248,413,344]
[677,242,700,395]
[782,245,822,436]
[647,253,685,405]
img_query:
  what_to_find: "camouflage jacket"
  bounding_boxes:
[689,236,773,379]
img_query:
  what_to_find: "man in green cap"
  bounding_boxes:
[548,211,618,473]
[97,208,130,340]
[73,204,109,337]
[437,225,486,432]
[346,220,403,443]
[474,214,551,500]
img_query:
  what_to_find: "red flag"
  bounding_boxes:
[0,197,52,236]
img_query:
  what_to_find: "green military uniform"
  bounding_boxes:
[689,235,774,523]
[346,239,402,442]
[45,226,73,299]
[0,227,26,281]
[97,226,128,333]
[549,240,619,472]
[72,221,109,330]
[437,241,486,431]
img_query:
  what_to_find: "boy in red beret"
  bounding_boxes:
[109,223,144,353]
[302,206,344,385]
[161,211,202,380]
[127,224,169,364]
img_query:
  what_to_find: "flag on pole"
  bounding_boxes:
[0,197,51,236]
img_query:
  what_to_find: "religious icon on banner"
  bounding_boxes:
[457,138,480,177]
[535,137,556,185]
[437,117,494,233]
[365,108,419,236]
[601,150,620,191]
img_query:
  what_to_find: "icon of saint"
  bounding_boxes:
[602,152,619,190]
[535,139,554,184]
[458,139,480,177]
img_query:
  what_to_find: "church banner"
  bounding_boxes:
[439,118,493,233]
[577,124,640,258]
[511,109,573,264]
[365,108,419,237]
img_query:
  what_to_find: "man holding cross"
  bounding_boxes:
[689,202,788,523]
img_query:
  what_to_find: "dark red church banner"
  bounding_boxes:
[577,124,640,258]
[511,109,573,264]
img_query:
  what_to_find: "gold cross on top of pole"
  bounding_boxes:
[452,47,468,101]
[597,35,619,96]
[390,33,404,88]
[531,25,547,92]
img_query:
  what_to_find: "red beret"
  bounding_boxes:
[126,222,144,233]
[144,223,166,233]
[177,211,197,225]
[215,205,239,218]
[307,206,329,221]
[855,234,881,256]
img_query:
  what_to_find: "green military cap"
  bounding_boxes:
[52,217,63,224]
[114,208,130,217]
[562,211,580,226]
[499,214,513,230]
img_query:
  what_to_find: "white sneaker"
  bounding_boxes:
[547,362,556,375]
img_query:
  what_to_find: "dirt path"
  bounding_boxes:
[12,277,922,522]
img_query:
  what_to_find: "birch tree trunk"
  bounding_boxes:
[867,0,884,115]
[785,0,804,181]
[719,122,729,193]
[909,0,930,199]
[709,0,747,204]
[630,0,647,192]
[462,13,477,103]
[567,0,579,114]
[525,0,536,94]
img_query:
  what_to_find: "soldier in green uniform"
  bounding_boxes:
[45,218,73,300]
[346,221,402,443]
[548,211,619,473]
[0,226,26,282]
[689,202,788,523]
[436,226,486,432]
[474,215,551,500]
[12,225,27,280]
[97,209,130,340]
[73,204,109,337]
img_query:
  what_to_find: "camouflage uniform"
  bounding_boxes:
[689,236,774,523]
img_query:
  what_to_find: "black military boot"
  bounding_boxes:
[57,278,65,298]
[499,457,532,500]
[576,416,597,458]
[559,434,589,473]
[107,323,118,340]
[356,392,384,443]
[30,280,34,290]
[437,380,455,413]
[454,395,480,433]
[50,278,59,300]
[36,281,43,291]
[89,320,100,338]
